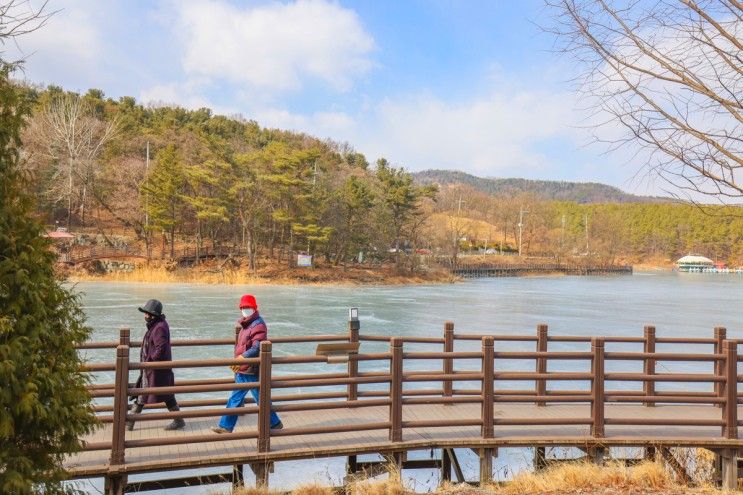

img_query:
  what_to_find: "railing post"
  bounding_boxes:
[723,340,738,439]
[536,324,548,406]
[258,341,272,452]
[110,344,130,467]
[119,327,130,346]
[643,325,656,407]
[389,337,403,442]
[443,321,454,397]
[714,327,727,408]
[481,336,494,439]
[591,338,605,439]
[348,308,360,401]
[119,327,131,393]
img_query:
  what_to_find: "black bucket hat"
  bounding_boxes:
[138,299,163,317]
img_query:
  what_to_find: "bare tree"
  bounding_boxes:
[545,0,742,204]
[27,94,118,227]
[0,1,52,50]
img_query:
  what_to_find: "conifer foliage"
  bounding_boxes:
[0,64,95,494]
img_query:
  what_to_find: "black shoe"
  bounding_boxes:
[271,420,283,430]
[164,418,185,431]
[164,403,186,431]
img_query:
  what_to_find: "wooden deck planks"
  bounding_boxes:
[65,403,743,477]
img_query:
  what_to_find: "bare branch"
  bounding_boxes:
[544,0,743,207]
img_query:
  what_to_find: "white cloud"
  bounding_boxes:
[173,0,375,92]
[139,81,212,110]
[356,90,581,176]
[246,87,596,181]
[254,107,356,138]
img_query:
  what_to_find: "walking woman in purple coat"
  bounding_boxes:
[127,299,185,431]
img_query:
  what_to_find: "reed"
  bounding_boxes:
[69,264,456,286]
[227,460,726,495]
[479,459,730,495]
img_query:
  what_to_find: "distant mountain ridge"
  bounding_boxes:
[413,170,667,204]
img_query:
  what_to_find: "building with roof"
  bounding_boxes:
[676,255,714,272]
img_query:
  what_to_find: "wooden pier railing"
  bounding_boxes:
[448,263,633,277]
[72,320,743,493]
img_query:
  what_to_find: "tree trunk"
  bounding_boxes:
[247,227,256,271]
[196,220,201,265]
[79,185,87,228]
[169,226,175,258]
[287,227,294,268]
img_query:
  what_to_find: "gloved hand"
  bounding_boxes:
[230,356,245,374]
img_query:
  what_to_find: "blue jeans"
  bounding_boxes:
[218,372,280,431]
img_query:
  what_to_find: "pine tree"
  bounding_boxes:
[141,144,186,257]
[0,64,94,493]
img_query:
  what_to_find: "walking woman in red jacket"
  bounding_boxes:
[212,294,282,433]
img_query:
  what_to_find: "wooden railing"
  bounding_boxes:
[76,322,742,484]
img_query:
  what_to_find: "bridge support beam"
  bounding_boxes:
[478,448,495,483]
[104,474,126,495]
[721,449,737,491]
[644,446,656,461]
[534,446,547,471]
[383,451,405,473]
[659,448,692,486]
[440,448,451,483]
[249,462,270,488]
[232,464,244,488]
[589,446,606,466]
[443,448,465,483]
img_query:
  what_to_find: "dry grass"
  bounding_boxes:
[225,460,728,495]
[346,465,406,495]
[67,261,456,286]
[71,265,269,285]
[482,460,674,494]
[230,483,336,495]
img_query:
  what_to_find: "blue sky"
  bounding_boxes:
[7,0,654,193]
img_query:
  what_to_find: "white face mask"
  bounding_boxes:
[241,308,254,318]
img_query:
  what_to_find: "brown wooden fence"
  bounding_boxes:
[72,322,743,493]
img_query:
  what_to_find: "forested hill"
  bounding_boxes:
[413,170,667,204]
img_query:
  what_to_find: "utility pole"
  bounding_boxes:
[457,196,466,214]
[584,213,589,254]
[518,207,529,257]
[145,141,150,259]
[561,214,566,253]
[145,141,150,229]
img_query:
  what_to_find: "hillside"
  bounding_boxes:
[413,169,667,204]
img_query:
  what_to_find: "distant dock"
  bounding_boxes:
[449,263,633,278]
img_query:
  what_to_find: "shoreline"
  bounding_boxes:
[60,257,678,287]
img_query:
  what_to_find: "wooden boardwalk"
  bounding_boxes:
[71,321,743,492]
[65,402,740,478]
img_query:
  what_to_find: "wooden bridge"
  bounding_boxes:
[69,321,743,494]
[449,263,633,278]
[60,247,148,264]
[59,246,240,265]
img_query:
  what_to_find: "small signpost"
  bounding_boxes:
[297,254,312,267]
